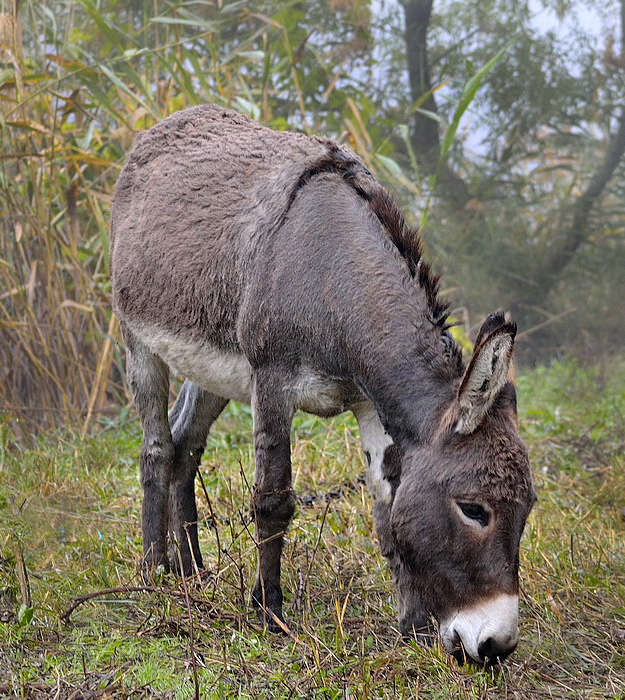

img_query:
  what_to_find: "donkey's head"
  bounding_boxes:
[375,314,535,664]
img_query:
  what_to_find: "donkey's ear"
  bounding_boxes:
[472,311,507,348]
[455,317,517,434]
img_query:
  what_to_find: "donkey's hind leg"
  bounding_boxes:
[123,325,173,577]
[168,380,228,576]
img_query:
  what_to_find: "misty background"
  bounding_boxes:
[1,0,624,435]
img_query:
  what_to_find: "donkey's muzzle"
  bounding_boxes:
[440,593,519,665]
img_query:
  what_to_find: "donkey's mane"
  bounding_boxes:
[287,145,462,371]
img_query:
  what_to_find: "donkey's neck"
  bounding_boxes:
[316,161,461,447]
[332,268,458,448]
[355,335,456,449]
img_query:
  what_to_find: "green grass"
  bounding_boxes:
[1,360,625,698]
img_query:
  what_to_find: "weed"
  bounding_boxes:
[1,360,624,696]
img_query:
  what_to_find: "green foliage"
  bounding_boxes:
[426,1,625,350]
[0,361,624,696]
[374,0,625,356]
[16,604,33,627]
[421,47,506,227]
[1,0,624,436]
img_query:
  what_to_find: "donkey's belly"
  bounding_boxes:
[133,323,354,415]
[135,324,253,402]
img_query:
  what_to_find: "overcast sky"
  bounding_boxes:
[529,0,613,39]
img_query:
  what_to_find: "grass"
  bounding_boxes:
[1,359,625,698]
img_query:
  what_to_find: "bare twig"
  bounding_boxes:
[183,522,201,580]
[295,567,306,613]
[81,313,118,437]
[14,540,31,609]
[516,308,576,341]
[302,499,330,606]
[197,467,222,597]
[60,585,236,624]
[175,543,200,700]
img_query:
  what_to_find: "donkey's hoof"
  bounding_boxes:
[400,617,437,646]
[252,597,287,633]
[192,568,214,587]
[255,606,287,634]
[167,551,205,580]
[251,585,287,633]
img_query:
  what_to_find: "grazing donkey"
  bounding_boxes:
[110,104,535,665]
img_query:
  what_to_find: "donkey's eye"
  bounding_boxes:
[457,502,490,528]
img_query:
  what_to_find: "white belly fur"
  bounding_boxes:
[133,324,394,499]
[134,324,253,402]
[133,323,349,414]
[288,368,350,415]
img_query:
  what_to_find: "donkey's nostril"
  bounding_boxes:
[477,636,517,665]
[440,593,520,664]
[446,632,469,664]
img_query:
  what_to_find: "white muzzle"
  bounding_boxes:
[440,594,519,663]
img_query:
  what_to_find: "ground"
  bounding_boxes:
[0,360,624,698]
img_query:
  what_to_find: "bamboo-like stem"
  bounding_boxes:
[81,313,118,438]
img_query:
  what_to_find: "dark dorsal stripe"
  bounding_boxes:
[284,144,461,372]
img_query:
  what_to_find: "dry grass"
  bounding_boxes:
[0,361,624,698]
[0,1,411,438]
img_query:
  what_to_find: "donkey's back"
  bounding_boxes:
[110,104,398,403]
[110,105,343,352]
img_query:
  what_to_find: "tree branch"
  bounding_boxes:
[539,108,625,285]
[402,0,625,320]
[403,0,438,172]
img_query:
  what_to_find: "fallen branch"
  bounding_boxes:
[60,584,237,625]
[177,540,200,700]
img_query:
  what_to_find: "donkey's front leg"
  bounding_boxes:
[250,369,296,631]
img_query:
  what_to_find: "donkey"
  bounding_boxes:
[109,104,535,665]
